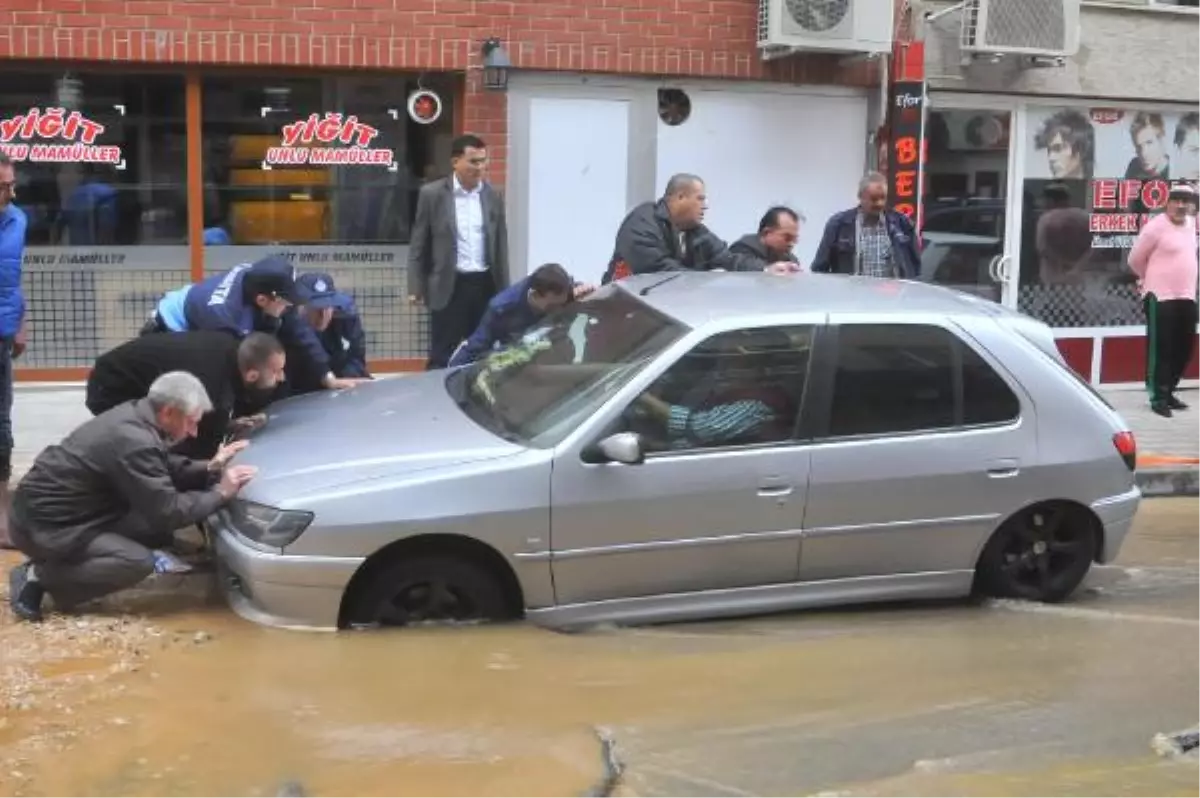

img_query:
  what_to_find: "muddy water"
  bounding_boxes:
[1,500,1198,797]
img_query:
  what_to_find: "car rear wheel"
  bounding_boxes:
[975,503,1097,603]
[345,555,510,628]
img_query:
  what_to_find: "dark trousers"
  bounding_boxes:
[426,272,496,370]
[1144,295,1198,404]
[8,515,168,609]
[0,338,11,481]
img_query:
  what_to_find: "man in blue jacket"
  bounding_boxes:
[279,272,372,396]
[810,172,922,279]
[0,152,28,549]
[144,256,362,393]
[448,262,594,368]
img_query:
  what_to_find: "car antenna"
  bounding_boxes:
[639,273,683,296]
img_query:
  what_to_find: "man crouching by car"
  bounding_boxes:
[6,372,256,623]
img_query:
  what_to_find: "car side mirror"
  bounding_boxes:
[588,432,644,465]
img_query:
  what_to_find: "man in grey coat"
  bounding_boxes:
[603,174,794,282]
[407,134,510,370]
[6,371,256,622]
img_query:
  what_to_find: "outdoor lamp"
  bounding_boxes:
[481,38,511,92]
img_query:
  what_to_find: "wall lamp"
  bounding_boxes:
[481,38,512,92]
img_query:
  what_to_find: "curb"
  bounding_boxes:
[1136,466,1200,497]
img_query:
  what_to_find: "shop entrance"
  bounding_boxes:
[920,96,1025,308]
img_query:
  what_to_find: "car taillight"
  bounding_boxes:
[1113,431,1137,471]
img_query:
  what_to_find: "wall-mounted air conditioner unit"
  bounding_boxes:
[960,0,1081,58]
[757,0,894,56]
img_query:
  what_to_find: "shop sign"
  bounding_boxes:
[264,113,395,169]
[204,244,404,275]
[887,81,926,229]
[1025,105,1199,249]
[1088,178,1178,247]
[0,107,124,167]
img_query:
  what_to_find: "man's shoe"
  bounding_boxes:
[1168,395,1189,411]
[8,562,45,623]
[1151,401,1173,418]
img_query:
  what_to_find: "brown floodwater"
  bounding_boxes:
[1,499,1197,797]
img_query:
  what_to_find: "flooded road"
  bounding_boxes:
[2,499,1197,797]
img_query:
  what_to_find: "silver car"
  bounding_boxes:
[208,272,1142,632]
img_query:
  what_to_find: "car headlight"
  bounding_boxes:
[227,500,314,549]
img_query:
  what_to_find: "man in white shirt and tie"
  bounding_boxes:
[407,134,510,369]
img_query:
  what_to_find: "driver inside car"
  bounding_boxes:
[628,335,798,451]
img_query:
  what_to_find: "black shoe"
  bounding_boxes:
[8,562,45,623]
[1168,395,1189,411]
[1150,401,1173,418]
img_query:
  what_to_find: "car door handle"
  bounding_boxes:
[757,485,794,497]
[986,458,1020,478]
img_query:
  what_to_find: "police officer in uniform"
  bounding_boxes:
[144,256,362,392]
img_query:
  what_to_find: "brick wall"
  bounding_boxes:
[0,0,877,187]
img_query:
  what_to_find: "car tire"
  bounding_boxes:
[975,503,1097,603]
[345,554,511,628]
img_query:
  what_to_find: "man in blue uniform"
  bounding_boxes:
[279,272,372,396]
[448,262,594,368]
[143,256,362,392]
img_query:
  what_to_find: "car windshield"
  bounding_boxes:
[445,284,688,448]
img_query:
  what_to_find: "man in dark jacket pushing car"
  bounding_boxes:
[6,371,257,622]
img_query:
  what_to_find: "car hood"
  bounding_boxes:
[232,373,523,492]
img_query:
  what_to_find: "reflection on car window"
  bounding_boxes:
[828,324,1020,437]
[448,285,687,448]
[623,326,813,454]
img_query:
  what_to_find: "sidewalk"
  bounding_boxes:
[7,384,1198,495]
[1104,387,1199,497]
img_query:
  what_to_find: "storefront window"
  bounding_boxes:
[1,71,189,369]
[0,72,188,245]
[200,74,455,254]
[1019,105,1199,328]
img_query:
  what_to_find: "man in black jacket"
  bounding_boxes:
[729,207,803,272]
[7,371,256,622]
[85,331,286,460]
[604,174,794,282]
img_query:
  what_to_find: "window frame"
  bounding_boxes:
[600,323,828,460]
[805,320,1024,443]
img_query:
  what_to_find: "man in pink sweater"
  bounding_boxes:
[1127,182,1199,417]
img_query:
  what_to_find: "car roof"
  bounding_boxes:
[618,271,1007,328]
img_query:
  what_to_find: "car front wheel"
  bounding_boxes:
[975,503,1098,603]
[345,555,511,628]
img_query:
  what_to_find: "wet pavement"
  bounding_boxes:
[1,499,1197,796]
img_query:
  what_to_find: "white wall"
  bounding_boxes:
[655,86,868,268]
[525,97,631,286]
[507,75,870,279]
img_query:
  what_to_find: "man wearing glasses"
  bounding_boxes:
[0,151,29,549]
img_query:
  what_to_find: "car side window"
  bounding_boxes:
[828,324,1021,438]
[621,325,813,454]
[962,342,1021,425]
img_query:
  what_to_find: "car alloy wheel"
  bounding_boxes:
[977,503,1097,603]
